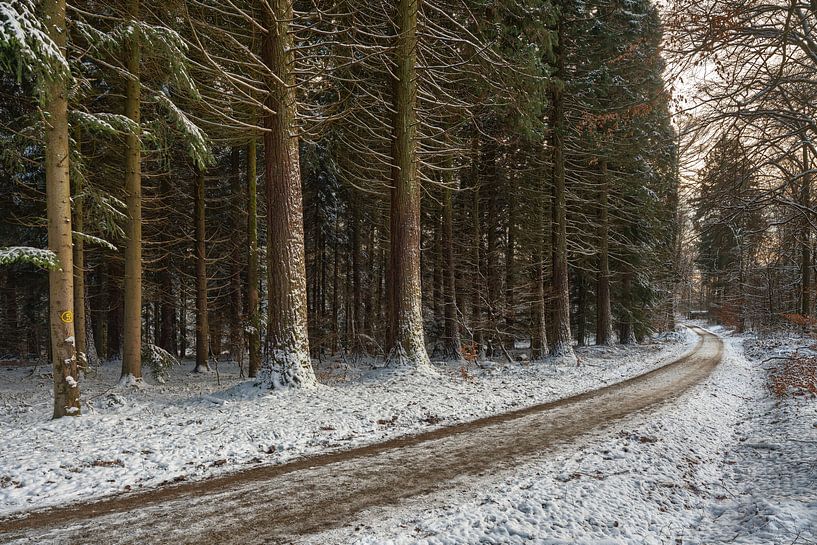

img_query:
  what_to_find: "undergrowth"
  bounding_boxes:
[769,353,817,399]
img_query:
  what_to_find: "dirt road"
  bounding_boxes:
[0,326,722,544]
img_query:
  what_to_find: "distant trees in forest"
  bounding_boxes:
[668,0,817,330]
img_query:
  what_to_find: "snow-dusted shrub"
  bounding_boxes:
[141,344,179,384]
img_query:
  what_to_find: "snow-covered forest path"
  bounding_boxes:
[0,327,723,545]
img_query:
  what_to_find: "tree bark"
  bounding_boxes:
[178,281,187,358]
[193,168,209,372]
[442,187,462,359]
[158,178,176,356]
[260,0,316,386]
[122,0,143,381]
[619,268,637,344]
[364,213,377,337]
[331,213,340,354]
[386,0,430,367]
[531,178,548,361]
[470,147,483,355]
[351,198,362,350]
[44,0,80,417]
[433,212,444,331]
[94,262,108,359]
[72,133,87,371]
[505,178,516,351]
[596,158,614,345]
[310,200,323,355]
[2,272,19,356]
[229,148,244,364]
[376,238,387,345]
[210,312,222,359]
[548,13,576,362]
[576,270,587,347]
[247,139,261,378]
[159,265,175,355]
[485,144,500,356]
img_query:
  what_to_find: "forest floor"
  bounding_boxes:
[0,326,696,517]
[0,325,814,545]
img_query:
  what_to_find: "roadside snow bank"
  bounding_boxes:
[691,329,817,544]
[0,329,696,516]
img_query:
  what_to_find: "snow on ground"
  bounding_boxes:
[693,329,817,544]
[0,328,696,517]
[302,326,817,545]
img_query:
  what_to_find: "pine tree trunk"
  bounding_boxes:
[210,313,222,359]
[376,240,387,345]
[159,268,175,354]
[596,158,614,345]
[310,202,323,355]
[471,157,483,355]
[178,282,187,358]
[107,266,122,359]
[193,168,210,372]
[1,272,10,355]
[149,304,157,346]
[158,179,176,355]
[351,200,362,350]
[531,181,548,361]
[72,136,87,371]
[364,215,377,337]
[576,271,587,347]
[84,294,99,367]
[122,0,142,381]
[246,139,261,378]
[96,261,108,359]
[619,268,636,344]
[11,281,20,357]
[44,0,80,417]
[442,187,462,359]
[548,14,576,362]
[229,148,244,364]
[485,146,500,356]
[386,0,430,368]
[433,212,444,333]
[345,245,353,348]
[331,215,340,354]
[260,0,315,387]
[505,179,516,350]
[321,223,328,330]
[454,189,468,348]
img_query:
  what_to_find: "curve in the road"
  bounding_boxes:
[0,326,723,544]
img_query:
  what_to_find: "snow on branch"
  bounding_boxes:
[76,185,127,241]
[154,94,212,170]
[141,344,179,384]
[72,231,118,252]
[74,20,198,97]
[0,246,60,270]
[0,0,70,85]
[70,111,139,136]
